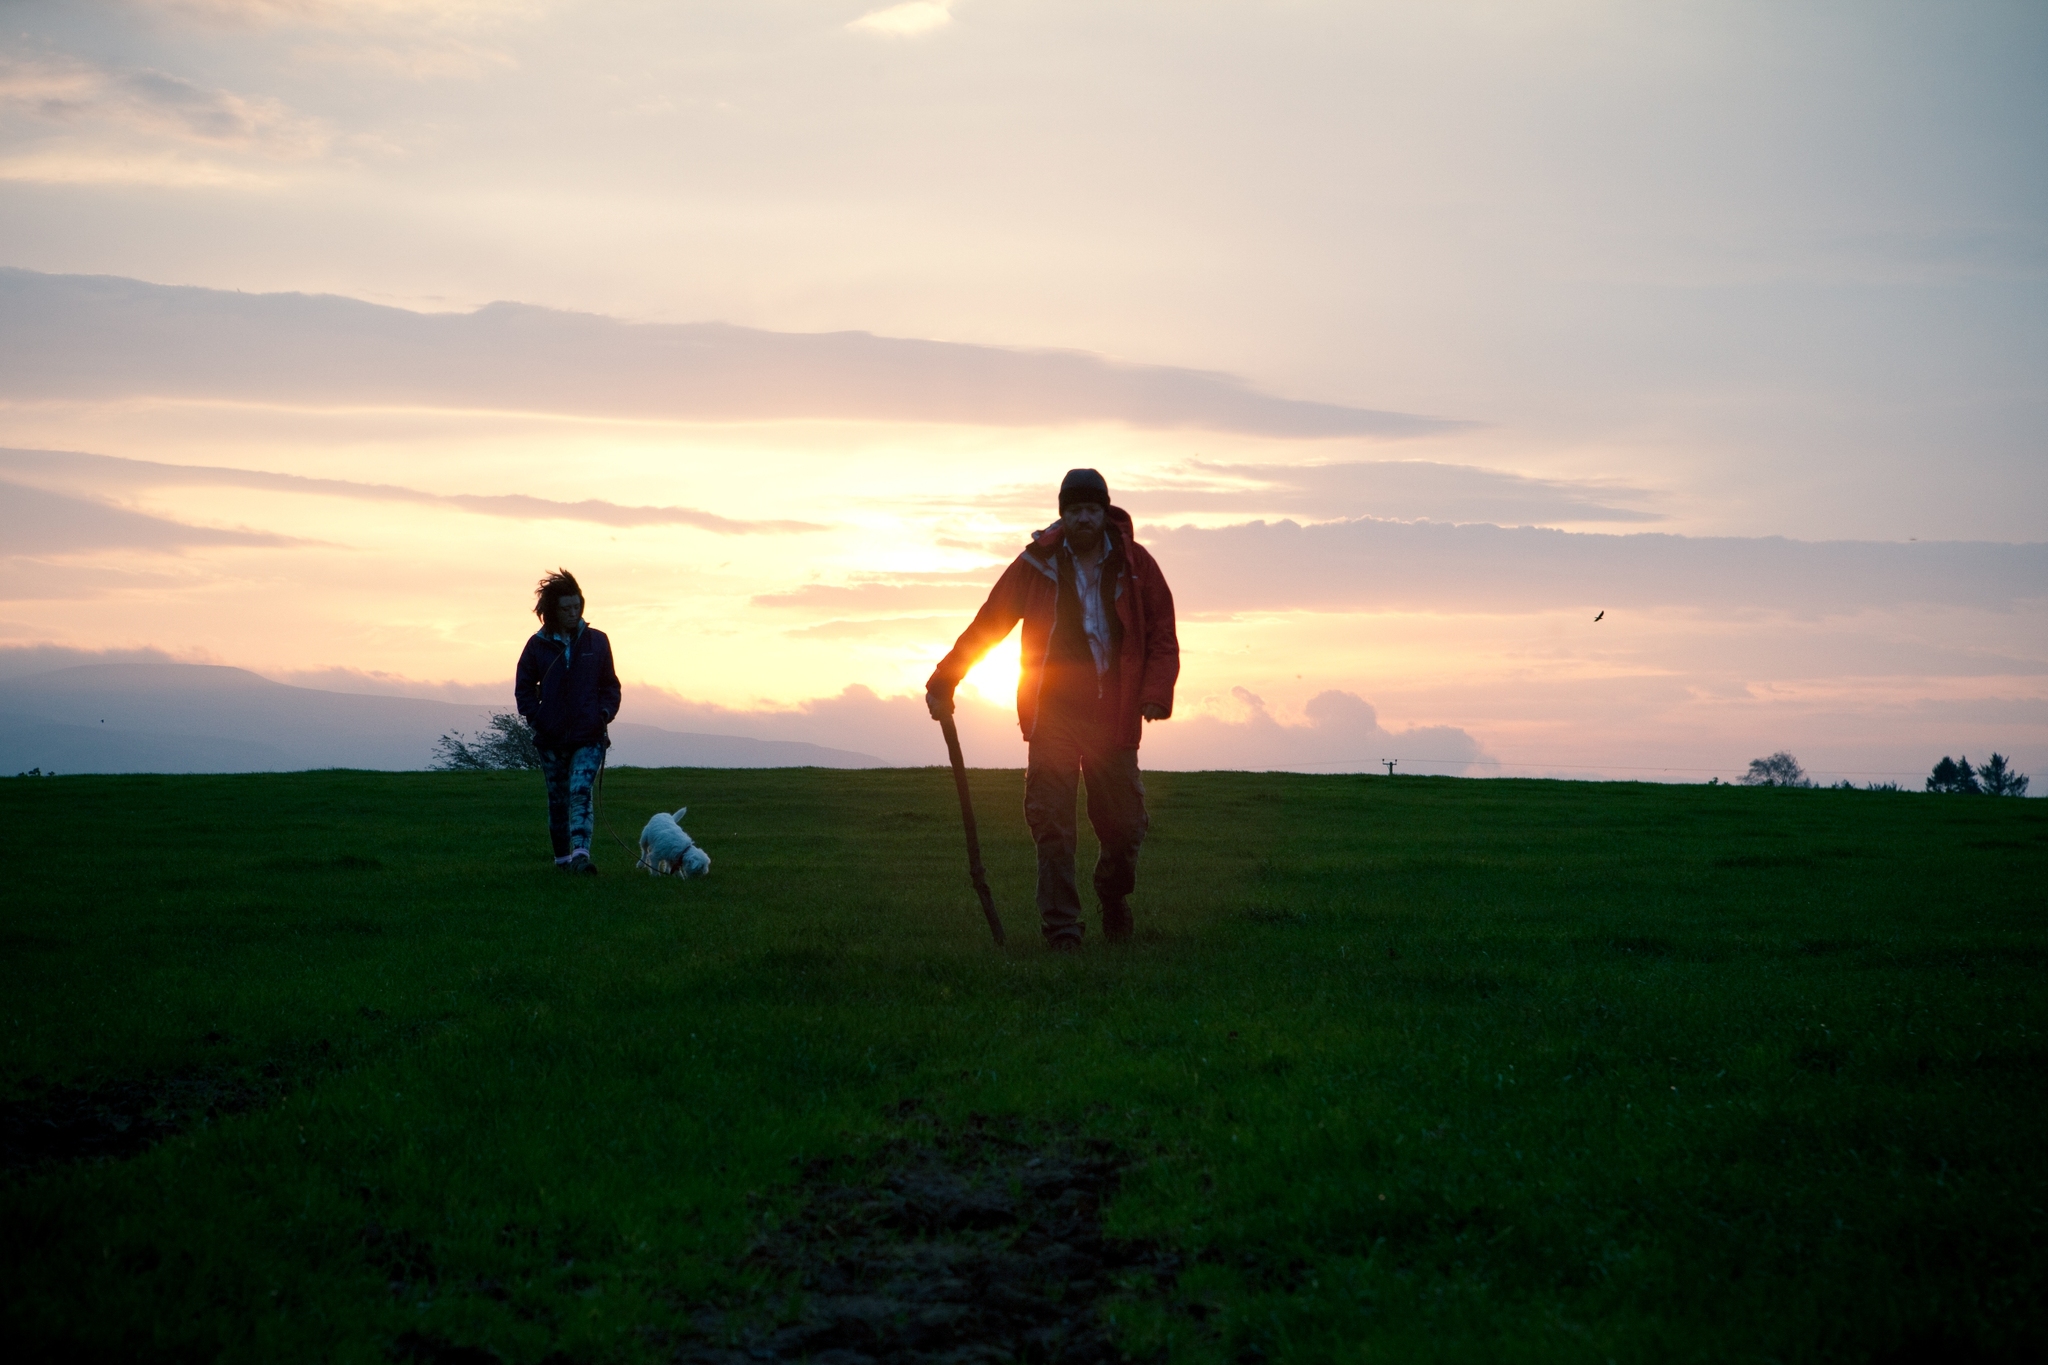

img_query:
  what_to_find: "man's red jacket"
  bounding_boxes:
[928,506,1179,749]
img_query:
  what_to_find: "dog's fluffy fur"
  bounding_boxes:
[638,806,711,878]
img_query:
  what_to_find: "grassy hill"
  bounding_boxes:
[2,768,2043,1363]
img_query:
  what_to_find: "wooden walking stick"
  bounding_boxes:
[938,711,1005,945]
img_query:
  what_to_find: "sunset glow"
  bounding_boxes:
[2,2,2042,780]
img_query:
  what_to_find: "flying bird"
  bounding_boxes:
[1594,611,1604,622]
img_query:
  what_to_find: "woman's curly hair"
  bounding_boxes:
[533,568,583,624]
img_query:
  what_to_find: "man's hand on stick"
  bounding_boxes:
[926,685,955,721]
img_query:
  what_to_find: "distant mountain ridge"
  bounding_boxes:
[0,663,886,773]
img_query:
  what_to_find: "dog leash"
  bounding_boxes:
[590,759,647,869]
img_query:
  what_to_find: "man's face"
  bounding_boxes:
[553,594,584,631]
[1061,501,1107,550]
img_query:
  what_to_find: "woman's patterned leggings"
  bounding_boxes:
[538,745,605,861]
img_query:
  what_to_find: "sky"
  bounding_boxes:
[0,0,2043,780]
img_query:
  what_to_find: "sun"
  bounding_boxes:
[961,632,1023,704]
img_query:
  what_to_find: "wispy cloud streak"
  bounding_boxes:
[0,270,1465,437]
[0,481,302,556]
[0,56,325,151]
[0,448,825,535]
[1145,518,2048,618]
[0,54,329,183]
[849,2,955,38]
[1133,460,1663,526]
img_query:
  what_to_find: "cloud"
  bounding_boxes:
[255,663,506,702]
[290,38,518,79]
[0,643,192,680]
[150,1,543,30]
[849,2,955,38]
[0,269,1465,437]
[783,615,959,640]
[430,493,817,532]
[596,679,1484,774]
[0,481,302,557]
[751,583,988,612]
[0,149,281,187]
[0,448,826,535]
[142,1,529,79]
[0,559,207,602]
[619,682,1013,767]
[951,458,1659,531]
[1140,517,2048,619]
[0,54,331,185]
[1142,688,1488,775]
[741,513,2046,629]
[0,55,328,157]
[1132,459,1663,526]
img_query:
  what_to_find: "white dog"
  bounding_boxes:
[637,806,711,878]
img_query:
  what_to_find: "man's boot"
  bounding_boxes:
[1102,898,1133,943]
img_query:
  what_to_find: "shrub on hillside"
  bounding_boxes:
[1740,752,1812,788]
[432,713,542,771]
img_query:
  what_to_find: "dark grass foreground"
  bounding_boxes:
[1,767,2044,1363]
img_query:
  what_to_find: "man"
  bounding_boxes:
[926,469,1179,948]
[515,569,621,874]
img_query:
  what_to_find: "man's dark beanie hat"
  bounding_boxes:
[1059,468,1111,511]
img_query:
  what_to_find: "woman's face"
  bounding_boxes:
[552,594,584,631]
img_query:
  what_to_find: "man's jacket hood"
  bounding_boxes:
[929,505,1179,749]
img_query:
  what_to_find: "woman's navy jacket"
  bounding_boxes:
[514,624,622,751]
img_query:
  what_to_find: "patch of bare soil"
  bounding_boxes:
[674,1113,1183,1364]
[0,1064,289,1175]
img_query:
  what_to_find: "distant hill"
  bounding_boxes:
[0,664,886,773]
[606,723,885,771]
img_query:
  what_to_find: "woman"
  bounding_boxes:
[514,569,622,873]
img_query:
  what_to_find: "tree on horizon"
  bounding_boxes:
[1927,755,1982,794]
[1741,752,1812,788]
[432,713,542,771]
[1975,752,2030,797]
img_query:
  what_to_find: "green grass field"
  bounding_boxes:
[3,767,2044,1363]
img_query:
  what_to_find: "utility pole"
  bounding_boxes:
[1383,759,1398,777]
